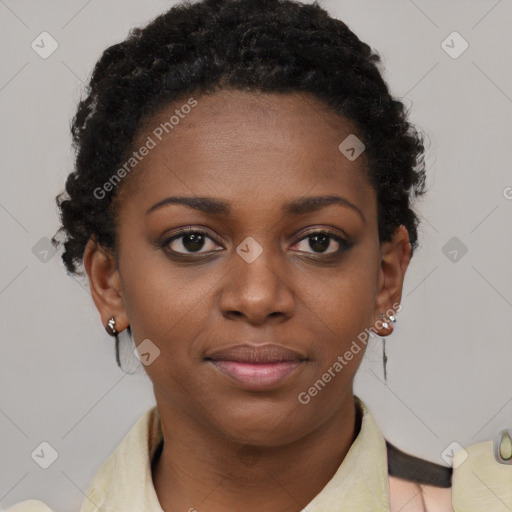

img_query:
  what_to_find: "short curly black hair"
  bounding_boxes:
[52,0,427,288]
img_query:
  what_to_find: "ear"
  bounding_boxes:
[83,236,129,333]
[372,225,412,336]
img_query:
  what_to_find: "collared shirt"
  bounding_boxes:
[7,396,512,511]
[77,395,392,512]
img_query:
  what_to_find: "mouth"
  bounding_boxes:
[205,344,307,391]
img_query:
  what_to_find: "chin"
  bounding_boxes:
[208,403,316,448]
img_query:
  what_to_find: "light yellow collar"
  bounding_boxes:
[80,396,391,511]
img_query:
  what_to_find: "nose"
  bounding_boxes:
[219,240,295,325]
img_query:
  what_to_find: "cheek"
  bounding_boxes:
[121,269,210,344]
[117,239,221,361]
[119,260,214,395]
[295,262,379,381]
[301,261,378,331]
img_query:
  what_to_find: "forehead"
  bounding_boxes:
[116,89,375,217]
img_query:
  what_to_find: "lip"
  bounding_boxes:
[205,344,307,390]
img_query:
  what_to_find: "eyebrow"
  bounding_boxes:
[145,195,365,223]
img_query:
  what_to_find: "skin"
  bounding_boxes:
[84,89,412,512]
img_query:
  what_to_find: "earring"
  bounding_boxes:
[104,316,135,371]
[106,316,117,336]
[379,313,396,384]
[105,316,122,367]
[382,337,388,382]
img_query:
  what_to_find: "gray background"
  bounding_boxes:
[1,0,511,510]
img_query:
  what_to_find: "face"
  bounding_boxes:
[85,89,410,446]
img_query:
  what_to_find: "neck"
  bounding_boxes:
[151,394,362,512]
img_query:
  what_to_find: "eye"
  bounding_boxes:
[161,228,351,258]
[163,229,222,254]
[291,230,351,255]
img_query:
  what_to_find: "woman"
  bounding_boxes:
[7,0,511,510]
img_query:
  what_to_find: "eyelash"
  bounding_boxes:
[161,228,353,258]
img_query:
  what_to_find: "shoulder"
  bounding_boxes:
[386,436,512,512]
[452,438,512,511]
[3,500,54,512]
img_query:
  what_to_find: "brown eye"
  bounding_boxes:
[163,230,222,254]
[292,231,351,255]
